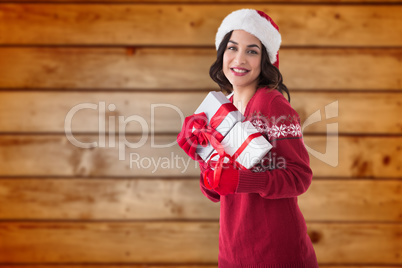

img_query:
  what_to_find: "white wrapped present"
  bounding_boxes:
[193,91,244,160]
[207,121,272,170]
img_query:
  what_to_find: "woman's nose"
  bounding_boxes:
[234,52,246,65]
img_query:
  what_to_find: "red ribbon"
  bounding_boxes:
[209,103,237,130]
[190,102,238,149]
[183,101,241,190]
[191,113,222,147]
[204,152,235,189]
[204,131,263,190]
[232,132,262,167]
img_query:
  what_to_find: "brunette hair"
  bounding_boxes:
[209,31,290,102]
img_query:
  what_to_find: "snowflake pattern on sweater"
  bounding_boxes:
[247,107,303,173]
[248,111,302,140]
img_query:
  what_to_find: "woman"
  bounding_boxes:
[178,9,318,267]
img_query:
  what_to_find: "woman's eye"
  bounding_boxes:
[248,50,258,54]
[227,46,237,51]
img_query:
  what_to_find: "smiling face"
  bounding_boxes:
[222,30,262,92]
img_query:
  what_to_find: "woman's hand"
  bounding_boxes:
[213,165,240,195]
[176,115,204,162]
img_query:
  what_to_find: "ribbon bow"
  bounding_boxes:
[190,112,223,147]
[181,112,224,161]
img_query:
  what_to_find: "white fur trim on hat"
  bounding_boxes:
[215,9,281,65]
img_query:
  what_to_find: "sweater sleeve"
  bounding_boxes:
[199,163,221,202]
[236,94,313,199]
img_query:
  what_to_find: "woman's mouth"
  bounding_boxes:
[231,67,249,76]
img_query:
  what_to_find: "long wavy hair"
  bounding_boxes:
[209,31,290,102]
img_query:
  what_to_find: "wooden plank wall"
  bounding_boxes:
[0,1,401,267]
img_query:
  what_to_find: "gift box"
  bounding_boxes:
[193,91,244,160]
[207,121,272,170]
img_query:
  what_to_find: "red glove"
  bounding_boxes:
[211,164,240,195]
[177,114,208,163]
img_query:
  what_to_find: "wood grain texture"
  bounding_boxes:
[0,0,400,267]
[308,223,402,264]
[0,47,400,90]
[0,266,218,268]
[0,178,401,222]
[1,264,399,268]
[0,266,396,268]
[0,47,216,90]
[0,222,401,264]
[0,4,401,46]
[8,0,402,2]
[0,266,216,268]
[0,91,400,134]
[0,135,400,178]
[0,266,219,268]
[299,179,402,222]
[0,178,220,220]
[306,135,402,178]
[0,221,220,263]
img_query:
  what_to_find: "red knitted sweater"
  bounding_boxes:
[199,88,319,267]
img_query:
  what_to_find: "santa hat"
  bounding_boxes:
[215,9,281,68]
